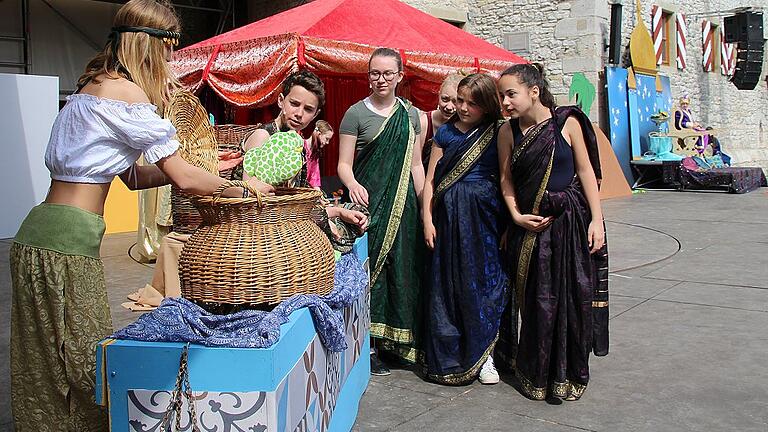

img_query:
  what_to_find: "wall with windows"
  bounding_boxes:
[621,0,768,170]
[411,0,767,171]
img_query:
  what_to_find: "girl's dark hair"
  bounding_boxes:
[282,70,325,108]
[500,63,556,109]
[457,73,502,123]
[368,47,403,72]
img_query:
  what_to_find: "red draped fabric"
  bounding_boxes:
[171,0,527,175]
[318,75,369,176]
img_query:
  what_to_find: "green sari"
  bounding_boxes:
[353,98,424,362]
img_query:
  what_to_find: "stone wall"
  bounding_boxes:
[461,0,609,119]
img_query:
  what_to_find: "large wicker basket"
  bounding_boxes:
[179,181,336,307]
[164,90,220,234]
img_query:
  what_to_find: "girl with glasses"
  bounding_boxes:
[337,47,426,375]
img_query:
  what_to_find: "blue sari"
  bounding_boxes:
[425,121,509,385]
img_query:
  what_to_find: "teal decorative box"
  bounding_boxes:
[96,235,370,432]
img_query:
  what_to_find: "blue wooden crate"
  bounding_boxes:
[97,235,370,432]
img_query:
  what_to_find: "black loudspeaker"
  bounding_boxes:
[731,40,765,90]
[724,12,764,43]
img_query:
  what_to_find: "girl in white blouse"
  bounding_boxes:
[9,1,272,431]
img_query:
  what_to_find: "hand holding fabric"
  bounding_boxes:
[514,214,553,233]
[337,207,369,233]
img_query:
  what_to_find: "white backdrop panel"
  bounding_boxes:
[0,73,59,239]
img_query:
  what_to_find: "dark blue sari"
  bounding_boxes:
[425,121,509,385]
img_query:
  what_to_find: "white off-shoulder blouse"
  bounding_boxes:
[44,93,180,184]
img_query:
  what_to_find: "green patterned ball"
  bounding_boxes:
[243,131,305,185]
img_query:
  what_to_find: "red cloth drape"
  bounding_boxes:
[317,75,369,177]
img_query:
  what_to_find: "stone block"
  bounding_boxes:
[562,57,602,74]
[555,17,602,39]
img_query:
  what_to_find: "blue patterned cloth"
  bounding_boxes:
[111,253,367,352]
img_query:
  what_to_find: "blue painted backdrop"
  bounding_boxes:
[606,67,674,183]
[605,67,632,182]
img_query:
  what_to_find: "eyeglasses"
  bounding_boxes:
[368,70,399,81]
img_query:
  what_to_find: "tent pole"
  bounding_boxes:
[22,0,30,74]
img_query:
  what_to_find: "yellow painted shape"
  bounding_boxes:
[104,178,138,234]
[628,67,638,89]
[629,0,658,76]
[655,74,663,92]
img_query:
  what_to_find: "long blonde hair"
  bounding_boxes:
[77,0,181,111]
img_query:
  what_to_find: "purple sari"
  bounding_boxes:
[496,106,608,400]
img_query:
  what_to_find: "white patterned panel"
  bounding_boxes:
[342,277,370,382]
[279,336,327,432]
[127,390,273,432]
[318,352,342,431]
[267,256,371,432]
[283,287,369,432]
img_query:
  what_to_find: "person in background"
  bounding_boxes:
[419,73,462,167]
[305,119,334,190]
[241,71,368,238]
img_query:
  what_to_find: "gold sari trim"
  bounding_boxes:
[552,381,570,398]
[434,123,496,197]
[593,301,609,307]
[515,147,555,312]
[517,373,547,400]
[370,322,414,344]
[518,374,589,401]
[553,380,588,400]
[512,119,554,312]
[370,98,415,286]
[377,340,423,364]
[566,381,588,400]
[428,336,498,386]
[511,119,550,165]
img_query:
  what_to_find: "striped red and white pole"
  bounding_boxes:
[676,13,687,70]
[720,27,729,75]
[702,20,714,72]
[730,44,736,75]
[651,5,664,65]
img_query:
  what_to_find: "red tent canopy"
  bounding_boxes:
[171,0,526,175]
[174,0,525,106]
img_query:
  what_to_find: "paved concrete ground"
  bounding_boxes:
[1,189,767,431]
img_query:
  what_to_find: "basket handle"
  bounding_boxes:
[212,180,263,206]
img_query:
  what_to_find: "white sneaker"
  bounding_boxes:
[478,356,499,384]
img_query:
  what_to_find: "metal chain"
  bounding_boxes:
[158,344,199,432]
[183,348,200,432]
